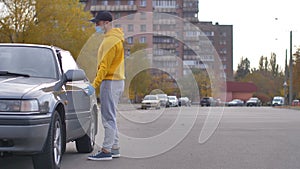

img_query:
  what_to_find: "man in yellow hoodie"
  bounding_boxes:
[88,11,125,161]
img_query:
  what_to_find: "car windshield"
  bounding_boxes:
[0,46,57,79]
[144,95,157,100]
[157,94,167,99]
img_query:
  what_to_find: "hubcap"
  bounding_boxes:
[53,120,62,165]
[90,115,95,147]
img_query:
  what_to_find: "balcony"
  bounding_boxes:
[184,45,201,51]
[183,7,198,12]
[154,43,178,49]
[184,17,199,23]
[154,31,177,38]
[154,19,177,25]
[154,7,177,13]
[183,36,200,41]
[90,5,137,12]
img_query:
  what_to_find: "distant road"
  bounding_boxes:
[1,106,300,169]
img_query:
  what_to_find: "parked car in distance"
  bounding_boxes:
[178,97,191,106]
[227,99,244,106]
[292,99,300,106]
[141,95,161,109]
[200,97,215,107]
[156,94,169,107]
[246,97,261,106]
[167,96,179,107]
[0,43,98,169]
[272,96,285,106]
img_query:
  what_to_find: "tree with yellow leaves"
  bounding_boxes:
[0,0,94,58]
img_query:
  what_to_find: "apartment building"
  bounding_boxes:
[82,0,233,80]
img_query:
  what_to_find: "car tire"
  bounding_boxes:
[32,111,63,169]
[75,111,96,153]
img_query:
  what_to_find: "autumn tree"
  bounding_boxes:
[239,53,284,104]
[125,41,150,102]
[242,70,284,103]
[235,57,251,80]
[258,56,268,71]
[0,0,94,58]
[293,47,300,99]
[269,53,279,78]
[188,68,210,98]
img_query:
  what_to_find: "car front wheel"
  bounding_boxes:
[75,111,96,153]
[32,111,63,169]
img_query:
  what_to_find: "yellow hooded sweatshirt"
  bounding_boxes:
[92,28,125,89]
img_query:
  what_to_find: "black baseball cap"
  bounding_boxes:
[90,11,112,23]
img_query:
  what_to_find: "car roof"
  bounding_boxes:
[0,43,50,48]
[0,43,63,51]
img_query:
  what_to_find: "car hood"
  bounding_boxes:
[247,100,257,103]
[142,100,159,104]
[0,77,56,99]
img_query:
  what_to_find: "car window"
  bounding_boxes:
[157,94,167,99]
[60,50,79,72]
[145,95,157,100]
[0,46,57,78]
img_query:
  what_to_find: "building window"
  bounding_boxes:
[219,40,226,45]
[128,24,134,32]
[140,36,146,43]
[140,12,147,20]
[91,0,97,5]
[220,32,227,37]
[153,24,158,31]
[102,0,108,5]
[126,49,131,56]
[153,36,174,43]
[115,0,121,5]
[220,49,227,54]
[128,0,134,5]
[140,24,146,32]
[127,37,133,44]
[140,0,146,7]
[115,13,121,19]
[127,13,134,20]
[115,24,121,28]
[153,0,176,8]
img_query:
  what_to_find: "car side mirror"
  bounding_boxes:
[63,69,86,82]
[54,69,86,91]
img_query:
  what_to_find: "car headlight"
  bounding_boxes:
[21,100,39,112]
[0,99,39,112]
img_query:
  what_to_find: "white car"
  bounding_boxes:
[178,97,191,106]
[227,99,244,106]
[156,94,169,107]
[141,95,161,109]
[246,97,261,106]
[168,96,179,107]
[272,96,284,106]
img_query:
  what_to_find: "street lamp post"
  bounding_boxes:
[289,31,293,105]
[283,81,287,105]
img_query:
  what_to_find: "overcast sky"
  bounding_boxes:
[198,0,300,71]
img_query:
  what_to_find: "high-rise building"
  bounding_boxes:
[83,0,233,80]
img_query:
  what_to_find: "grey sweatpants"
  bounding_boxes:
[100,80,124,151]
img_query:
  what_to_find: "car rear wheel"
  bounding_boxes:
[32,111,63,169]
[75,111,96,153]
